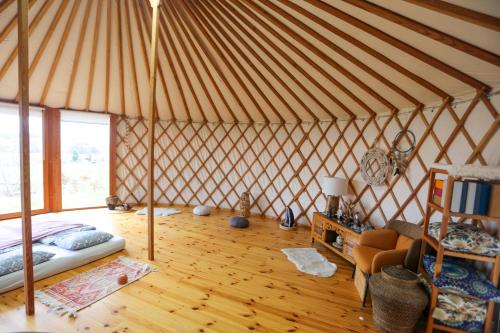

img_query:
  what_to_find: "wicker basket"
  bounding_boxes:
[369,266,428,333]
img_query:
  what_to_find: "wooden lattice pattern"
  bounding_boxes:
[116,91,500,226]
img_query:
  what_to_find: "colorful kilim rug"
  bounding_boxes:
[35,256,154,317]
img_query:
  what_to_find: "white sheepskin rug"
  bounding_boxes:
[281,248,337,277]
[135,208,181,216]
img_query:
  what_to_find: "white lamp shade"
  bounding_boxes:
[322,176,348,196]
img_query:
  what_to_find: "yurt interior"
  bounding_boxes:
[0,0,500,332]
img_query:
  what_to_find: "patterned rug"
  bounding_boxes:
[35,256,154,317]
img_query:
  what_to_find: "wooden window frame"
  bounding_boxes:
[0,109,117,220]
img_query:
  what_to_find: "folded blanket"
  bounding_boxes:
[0,214,85,250]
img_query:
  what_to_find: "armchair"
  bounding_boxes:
[352,220,422,306]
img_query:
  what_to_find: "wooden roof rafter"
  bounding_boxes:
[166,0,237,122]
[303,0,491,92]
[135,0,175,121]
[404,0,500,33]
[342,0,500,67]
[278,0,449,101]
[200,0,320,122]
[254,0,400,113]
[173,0,254,123]
[180,0,273,123]
[194,0,305,122]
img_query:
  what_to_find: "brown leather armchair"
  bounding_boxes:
[352,220,422,306]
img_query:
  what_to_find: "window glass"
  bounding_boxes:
[0,105,44,214]
[61,111,110,209]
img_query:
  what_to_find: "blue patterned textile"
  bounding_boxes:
[54,230,113,250]
[0,251,55,277]
[423,254,500,302]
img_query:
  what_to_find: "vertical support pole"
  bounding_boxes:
[17,0,34,315]
[146,0,160,261]
[109,115,118,196]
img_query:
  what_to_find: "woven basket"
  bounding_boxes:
[369,266,428,333]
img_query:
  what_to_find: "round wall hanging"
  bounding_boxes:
[360,147,392,186]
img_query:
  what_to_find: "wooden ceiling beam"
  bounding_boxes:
[85,0,103,111]
[0,0,50,81]
[202,0,319,121]
[180,0,271,123]
[196,0,304,122]
[274,0,421,106]
[217,0,341,119]
[305,0,490,91]
[237,0,372,116]
[64,0,92,108]
[343,0,500,67]
[0,0,15,13]
[279,0,448,100]
[167,1,237,122]
[116,0,126,116]
[39,0,80,106]
[0,0,36,46]
[404,0,500,33]
[163,2,222,122]
[159,5,207,122]
[133,0,174,121]
[148,1,192,122]
[173,0,253,123]
[104,0,111,112]
[256,0,399,112]
[123,0,143,118]
[15,0,68,101]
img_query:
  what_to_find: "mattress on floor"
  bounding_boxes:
[0,236,125,294]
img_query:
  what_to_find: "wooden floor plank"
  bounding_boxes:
[0,208,378,332]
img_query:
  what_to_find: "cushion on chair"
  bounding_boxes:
[395,234,414,250]
[352,245,383,274]
[359,229,399,250]
[229,216,249,228]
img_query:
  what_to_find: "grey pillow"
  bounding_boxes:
[39,225,96,245]
[0,251,55,277]
[54,230,113,250]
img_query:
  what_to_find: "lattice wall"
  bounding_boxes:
[116,91,500,226]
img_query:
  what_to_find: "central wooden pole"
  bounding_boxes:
[146,0,160,261]
[17,0,34,315]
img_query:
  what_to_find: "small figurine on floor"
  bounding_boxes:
[280,206,296,230]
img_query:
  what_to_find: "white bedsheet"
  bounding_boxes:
[0,236,125,294]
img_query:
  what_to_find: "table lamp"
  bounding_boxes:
[322,176,348,218]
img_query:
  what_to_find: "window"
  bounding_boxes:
[0,105,44,214]
[60,111,110,209]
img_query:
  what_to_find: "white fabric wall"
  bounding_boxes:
[116,93,500,226]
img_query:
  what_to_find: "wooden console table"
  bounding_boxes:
[311,212,363,265]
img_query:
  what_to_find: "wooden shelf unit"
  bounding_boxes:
[419,168,500,333]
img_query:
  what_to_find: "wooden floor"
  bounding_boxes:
[0,208,379,333]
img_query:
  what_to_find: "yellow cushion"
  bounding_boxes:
[395,235,413,250]
[352,245,383,274]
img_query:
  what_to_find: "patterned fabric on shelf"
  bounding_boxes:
[428,222,500,257]
[423,254,500,302]
[432,293,486,333]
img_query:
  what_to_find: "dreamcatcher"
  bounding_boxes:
[389,129,416,176]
